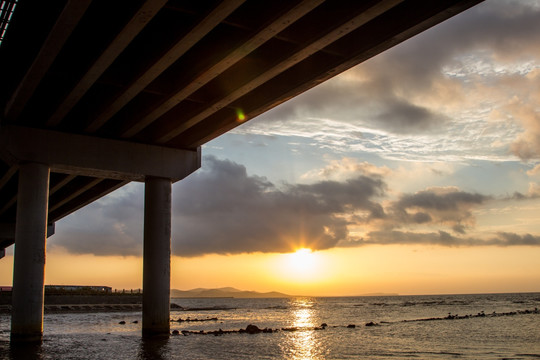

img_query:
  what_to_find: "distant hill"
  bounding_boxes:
[361,293,399,297]
[171,287,291,298]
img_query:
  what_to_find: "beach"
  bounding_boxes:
[1,292,539,359]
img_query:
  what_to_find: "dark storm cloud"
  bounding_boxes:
[171,156,385,256]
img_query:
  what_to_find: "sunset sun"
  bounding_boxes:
[282,248,319,280]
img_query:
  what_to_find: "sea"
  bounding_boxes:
[0,293,539,359]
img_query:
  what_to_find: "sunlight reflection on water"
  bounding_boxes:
[1,294,538,359]
[283,298,327,360]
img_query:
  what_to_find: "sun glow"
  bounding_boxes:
[291,248,314,267]
[280,248,320,281]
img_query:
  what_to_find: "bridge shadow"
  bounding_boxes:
[137,337,169,360]
[8,341,43,360]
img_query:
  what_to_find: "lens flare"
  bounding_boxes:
[236,108,246,122]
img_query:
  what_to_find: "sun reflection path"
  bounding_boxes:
[284,298,326,360]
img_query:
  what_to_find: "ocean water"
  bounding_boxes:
[0,293,539,359]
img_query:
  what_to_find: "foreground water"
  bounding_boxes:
[0,293,539,359]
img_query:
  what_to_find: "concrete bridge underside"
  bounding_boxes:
[0,0,483,341]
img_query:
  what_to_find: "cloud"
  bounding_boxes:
[172,156,385,256]
[37,2,540,262]
[51,184,144,256]
[373,99,445,134]
[504,182,540,200]
[387,187,489,232]
[508,99,540,160]
[346,230,466,247]
[50,156,540,258]
[489,232,540,246]
[236,1,540,163]
[526,163,540,176]
[340,230,540,247]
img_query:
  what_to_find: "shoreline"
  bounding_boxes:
[0,302,184,314]
[0,293,144,314]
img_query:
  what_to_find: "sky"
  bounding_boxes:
[2,0,540,296]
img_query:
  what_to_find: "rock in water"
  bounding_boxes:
[245,324,261,334]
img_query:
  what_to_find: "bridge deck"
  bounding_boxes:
[0,0,482,251]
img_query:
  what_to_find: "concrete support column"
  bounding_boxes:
[11,162,50,343]
[142,176,172,337]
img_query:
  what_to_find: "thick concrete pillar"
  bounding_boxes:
[142,176,172,337]
[11,162,50,343]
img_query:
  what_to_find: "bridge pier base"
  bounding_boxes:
[142,176,172,338]
[10,162,50,343]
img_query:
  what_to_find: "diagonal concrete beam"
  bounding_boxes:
[0,125,200,182]
[0,165,17,191]
[185,0,484,148]
[47,0,168,127]
[4,0,93,122]
[155,0,404,143]
[120,0,325,138]
[84,0,246,133]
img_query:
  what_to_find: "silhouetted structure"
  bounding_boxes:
[0,0,483,342]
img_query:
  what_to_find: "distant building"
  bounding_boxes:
[45,285,112,293]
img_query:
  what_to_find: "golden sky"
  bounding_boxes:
[1,245,539,296]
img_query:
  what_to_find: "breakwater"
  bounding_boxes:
[0,293,144,314]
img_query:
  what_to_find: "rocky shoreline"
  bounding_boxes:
[170,308,540,337]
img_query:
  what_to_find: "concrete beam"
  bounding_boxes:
[155,0,404,143]
[47,0,168,127]
[4,1,92,122]
[0,125,200,182]
[84,0,246,133]
[120,0,324,138]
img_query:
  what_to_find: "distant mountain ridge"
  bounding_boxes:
[171,287,291,298]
